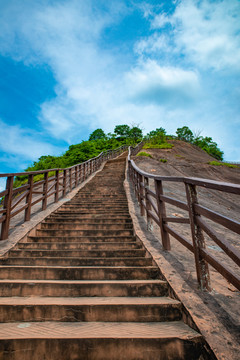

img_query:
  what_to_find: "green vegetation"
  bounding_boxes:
[208,161,239,168]
[176,126,224,161]
[10,123,225,190]
[137,152,152,158]
[143,143,174,149]
[13,124,144,188]
[159,159,167,163]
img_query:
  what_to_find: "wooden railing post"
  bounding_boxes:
[63,169,67,197]
[144,177,153,231]
[69,168,72,191]
[42,172,49,210]
[83,163,86,180]
[155,179,171,250]
[74,166,77,187]
[55,170,59,203]
[1,176,14,240]
[24,174,34,221]
[139,174,145,216]
[185,182,211,291]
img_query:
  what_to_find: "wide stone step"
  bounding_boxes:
[27,235,136,243]
[55,209,129,214]
[45,217,132,223]
[49,214,132,220]
[0,257,154,266]
[0,266,160,280]
[36,229,134,236]
[0,321,204,360]
[0,296,182,323]
[0,280,167,297]
[40,223,133,230]
[18,241,141,250]
[9,249,146,258]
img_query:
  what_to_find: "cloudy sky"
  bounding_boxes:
[0,0,240,186]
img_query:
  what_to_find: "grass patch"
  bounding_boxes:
[137,152,153,158]
[159,159,167,163]
[143,143,174,150]
[208,161,239,168]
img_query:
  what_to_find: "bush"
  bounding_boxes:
[143,143,174,149]
[137,152,153,158]
[208,161,238,168]
[159,159,167,163]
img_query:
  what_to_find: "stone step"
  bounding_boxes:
[0,257,154,267]
[55,210,130,215]
[27,235,136,243]
[0,296,182,323]
[44,217,132,223]
[39,222,133,230]
[36,229,134,237]
[0,266,161,280]
[0,321,204,360]
[9,249,146,258]
[49,214,132,220]
[0,279,167,297]
[18,241,141,250]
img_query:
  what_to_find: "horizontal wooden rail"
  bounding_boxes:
[0,145,128,240]
[128,145,240,291]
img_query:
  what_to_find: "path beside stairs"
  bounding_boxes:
[0,155,213,359]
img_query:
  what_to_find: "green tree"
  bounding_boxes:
[114,125,130,139]
[89,128,106,141]
[176,126,194,142]
[147,127,166,138]
[128,126,143,143]
[193,136,223,160]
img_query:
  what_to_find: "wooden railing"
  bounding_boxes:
[128,146,240,291]
[0,145,128,240]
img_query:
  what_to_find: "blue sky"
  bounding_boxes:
[0,0,240,189]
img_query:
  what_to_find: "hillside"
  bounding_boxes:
[135,139,240,184]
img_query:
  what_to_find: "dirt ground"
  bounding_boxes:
[129,140,240,359]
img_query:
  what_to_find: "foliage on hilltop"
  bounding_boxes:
[12,123,224,189]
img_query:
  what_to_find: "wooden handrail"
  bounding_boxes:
[128,144,240,291]
[0,145,128,240]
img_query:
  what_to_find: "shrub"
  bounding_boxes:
[143,143,174,149]
[137,152,152,158]
[159,159,167,163]
[208,161,238,168]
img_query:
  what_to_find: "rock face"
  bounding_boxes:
[0,155,215,359]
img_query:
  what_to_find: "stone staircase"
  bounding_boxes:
[0,155,214,359]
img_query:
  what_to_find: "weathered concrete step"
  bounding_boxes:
[0,321,205,360]
[0,280,167,297]
[67,199,128,204]
[9,249,146,258]
[1,257,154,266]
[45,217,132,223]
[54,210,130,215]
[40,223,133,230]
[18,241,141,250]
[50,214,131,220]
[61,201,128,210]
[0,266,160,280]
[36,229,134,237]
[0,297,182,322]
[27,235,136,243]
[75,194,126,199]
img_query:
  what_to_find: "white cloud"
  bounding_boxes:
[0,178,6,193]
[147,0,240,71]
[125,60,200,106]
[0,119,62,170]
[0,0,239,163]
